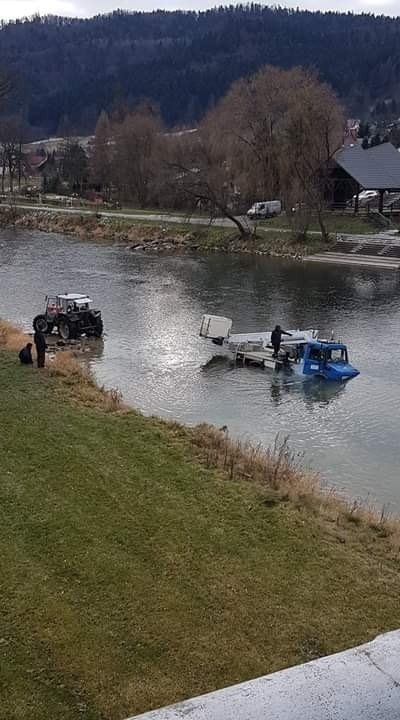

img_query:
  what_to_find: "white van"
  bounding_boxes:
[247,200,282,219]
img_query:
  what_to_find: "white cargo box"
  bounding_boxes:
[200,314,232,339]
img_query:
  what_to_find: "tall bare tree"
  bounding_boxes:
[280,72,344,238]
[0,115,26,193]
[169,123,248,235]
[112,104,162,206]
[202,65,344,237]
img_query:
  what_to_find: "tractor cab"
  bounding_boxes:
[44,295,60,319]
[301,341,359,381]
[56,294,92,313]
[44,294,92,317]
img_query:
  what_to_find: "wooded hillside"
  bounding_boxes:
[1,6,400,135]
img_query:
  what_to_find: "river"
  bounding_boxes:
[1,228,400,508]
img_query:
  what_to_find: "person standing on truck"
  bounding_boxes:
[271,325,292,358]
[34,329,46,368]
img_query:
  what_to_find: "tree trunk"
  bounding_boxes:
[18,141,22,190]
[9,160,13,193]
[317,208,329,240]
[213,199,247,236]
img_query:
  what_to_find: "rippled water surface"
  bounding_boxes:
[1,228,400,506]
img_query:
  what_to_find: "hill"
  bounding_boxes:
[1,7,400,137]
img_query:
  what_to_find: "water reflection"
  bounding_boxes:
[202,356,347,409]
[270,375,346,407]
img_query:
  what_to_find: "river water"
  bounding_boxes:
[1,228,400,507]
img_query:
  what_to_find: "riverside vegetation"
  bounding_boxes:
[0,206,324,256]
[0,206,377,257]
[2,318,400,720]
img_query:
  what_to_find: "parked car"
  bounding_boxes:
[350,190,379,207]
[247,200,282,219]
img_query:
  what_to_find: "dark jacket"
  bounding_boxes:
[34,330,46,353]
[19,345,33,364]
[271,328,292,347]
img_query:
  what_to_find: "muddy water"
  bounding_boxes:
[1,228,400,507]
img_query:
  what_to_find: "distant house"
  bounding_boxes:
[331,142,400,212]
[343,119,360,146]
[24,151,49,178]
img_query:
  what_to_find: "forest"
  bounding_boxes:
[1,6,400,136]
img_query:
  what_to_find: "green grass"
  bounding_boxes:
[2,350,400,719]
[12,199,381,235]
[262,212,377,234]
[193,227,328,255]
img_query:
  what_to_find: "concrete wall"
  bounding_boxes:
[128,630,400,720]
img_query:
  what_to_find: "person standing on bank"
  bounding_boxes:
[271,325,292,358]
[33,329,46,368]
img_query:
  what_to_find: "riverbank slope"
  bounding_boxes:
[2,325,400,720]
[0,206,329,256]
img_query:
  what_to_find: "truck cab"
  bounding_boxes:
[301,341,359,381]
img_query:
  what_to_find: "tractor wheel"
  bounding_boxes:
[86,314,103,338]
[93,317,103,338]
[33,314,49,334]
[58,318,77,341]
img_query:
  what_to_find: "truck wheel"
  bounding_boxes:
[33,315,49,333]
[58,319,76,341]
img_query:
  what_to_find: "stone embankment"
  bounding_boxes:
[0,208,195,250]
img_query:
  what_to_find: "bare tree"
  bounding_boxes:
[166,118,248,234]
[281,73,344,239]
[112,104,162,206]
[202,65,344,238]
[205,66,298,205]
[0,115,26,193]
[171,137,247,234]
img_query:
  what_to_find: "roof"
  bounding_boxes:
[335,143,400,190]
[24,152,48,169]
[58,294,91,303]
[309,341,346,350]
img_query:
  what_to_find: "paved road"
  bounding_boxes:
[4,202,304,234]
[5,202,258,230]
[6,203,398,242]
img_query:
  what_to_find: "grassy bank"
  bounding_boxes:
[0,207,329,257]
[2,322,400,720]
[263,212,379,234]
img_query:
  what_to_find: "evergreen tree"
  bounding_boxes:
[61,142,88,193]
[90,110,111,196]
[370,134,382,147]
